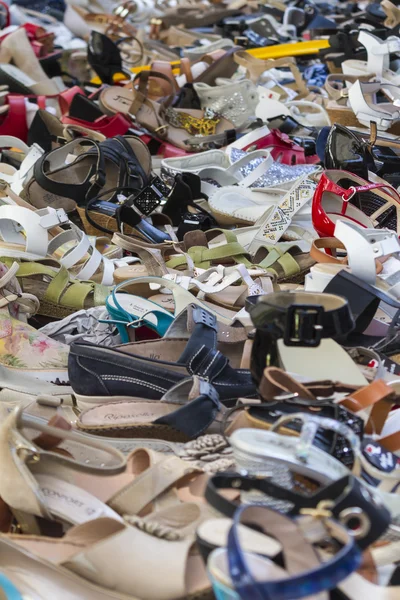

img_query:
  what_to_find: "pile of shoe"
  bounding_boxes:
[0,0,400,598]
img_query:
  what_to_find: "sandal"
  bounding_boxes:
[0,257,110,320]
[106,270,261,340]
[312,169,400,237]
[23,135,152,214]
[0,187,134,286]
[100,71,237,152]
[208,171,317,226]
[208,502,361,600]
[342,30,400,84]
[306,220,400,301]
[0,407,209,531]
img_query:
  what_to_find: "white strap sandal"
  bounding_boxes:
[342,30,400,83]
[0,142,44,195]
[348,79,400,131]
[305,220,400,303]
[286,100,331,127]
[0,203,138,286]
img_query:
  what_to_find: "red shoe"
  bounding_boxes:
[61,112,133,138]
[0,95,28,142]
[311,170,400,238]
[236,128,312,165]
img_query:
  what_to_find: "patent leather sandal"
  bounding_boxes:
[312,169,400,237]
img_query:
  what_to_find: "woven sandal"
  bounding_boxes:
[0,257,110,319]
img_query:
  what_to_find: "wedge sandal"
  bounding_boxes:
[0,257,110,319]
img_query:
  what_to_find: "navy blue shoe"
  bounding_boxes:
[69,305,256,407]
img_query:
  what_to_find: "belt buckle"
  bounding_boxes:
[284,304,324,347]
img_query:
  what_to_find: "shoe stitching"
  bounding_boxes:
[202,351,219,376]
[188,345,205,372]
[101,376,167,393]
[75,354,179,384]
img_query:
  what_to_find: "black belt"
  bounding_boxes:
[246,292,354,384]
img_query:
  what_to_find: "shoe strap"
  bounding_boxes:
[154,377,222,439]
[247,174,317,253]
[33,138,107,202]
[320,171,400,212]
[228,503,360,600]
[107,449,202,516]
[324,73,372,105]
[206,472,389,551]
[334,220,400,286]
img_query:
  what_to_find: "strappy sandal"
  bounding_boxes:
[99,71,237,151]
[106,270,262,339]
[198,469,389,562]
[0,407,210,532]
[342,30,400,84]
[312,169,400,237]
[0,187,132,286]
[208,503,361,600]
[111,228,263,282]
[230,412,400,526]
[0,257,109,320]
[305,221,400,302]
[234,50,310,96]
[23,135,152,215]
[0,515,213,600]
[68,4,138,40]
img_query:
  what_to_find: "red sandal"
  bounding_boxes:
[311,170,400,237]
[230,127,317,165]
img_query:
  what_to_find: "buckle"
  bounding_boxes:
[342,186,356,202]
[284,304,324,347]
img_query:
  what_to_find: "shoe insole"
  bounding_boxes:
[35,474,122,526]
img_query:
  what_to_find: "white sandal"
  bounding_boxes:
[208,172,318,226]
[348,80,400,131]
[342,30,400,83]
[0,195,138,286]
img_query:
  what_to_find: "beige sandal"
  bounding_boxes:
[100,70,236,151]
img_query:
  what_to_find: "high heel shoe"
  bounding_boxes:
[312,170,400,238]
